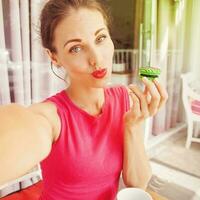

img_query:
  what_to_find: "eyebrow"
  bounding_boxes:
[63,27,106,48]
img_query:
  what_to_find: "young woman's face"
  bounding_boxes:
[52,8,114,87]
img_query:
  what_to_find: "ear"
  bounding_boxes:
[46,49,62,67]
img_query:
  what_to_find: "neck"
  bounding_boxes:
[66,84,105,115]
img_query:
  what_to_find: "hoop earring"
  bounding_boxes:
[50,62,68,83]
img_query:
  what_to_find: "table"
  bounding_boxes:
[147,188,169,200]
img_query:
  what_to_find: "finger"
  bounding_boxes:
[142,77,161,115]
[153,79,168,109]
[128,91,142,118]
[128,85,149,118]
[144,86,151,104]
[144,86,148,95]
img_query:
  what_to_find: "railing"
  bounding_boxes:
[113,49,139,74]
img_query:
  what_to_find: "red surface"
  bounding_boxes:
[1,181,43,200]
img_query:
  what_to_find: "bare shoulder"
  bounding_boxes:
[27,101,61,142]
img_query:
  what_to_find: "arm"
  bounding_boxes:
[0,103,54,186]
[122,78,168,189]
[122,123,152,189]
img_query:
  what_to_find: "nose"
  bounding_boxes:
[88,47,102,70]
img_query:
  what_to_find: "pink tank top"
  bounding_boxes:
[39,86,130,200]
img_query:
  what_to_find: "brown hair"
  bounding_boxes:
[40,0,112,53]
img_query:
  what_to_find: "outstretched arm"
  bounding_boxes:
[0,103,54,186]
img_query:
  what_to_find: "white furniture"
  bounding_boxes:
[181,72,200,148]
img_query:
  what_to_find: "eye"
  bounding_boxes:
[69,46,82,53]
[96,35,107,43]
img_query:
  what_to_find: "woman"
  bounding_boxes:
[0,0,168,199]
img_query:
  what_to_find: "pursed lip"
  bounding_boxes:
[91,68,107,79]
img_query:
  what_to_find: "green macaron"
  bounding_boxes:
[139,67,161,81]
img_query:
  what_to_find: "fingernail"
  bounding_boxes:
[142,77,148,81]
[154,78,159,82]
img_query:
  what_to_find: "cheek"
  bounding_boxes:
[103,41,114,61]
[63,54,87,73]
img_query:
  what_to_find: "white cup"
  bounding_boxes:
[117,188,153,200]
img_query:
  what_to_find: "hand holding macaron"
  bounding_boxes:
[124,67,168,128]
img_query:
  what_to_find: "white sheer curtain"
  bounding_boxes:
[0,0,66,107]
[147,0,200,136]
[138,0,186,136]
[182,0,200,138]
[0,0,65,197]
